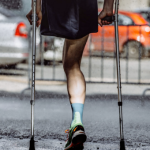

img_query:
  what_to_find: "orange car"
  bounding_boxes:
[84,10,150,58]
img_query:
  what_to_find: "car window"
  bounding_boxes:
[0,0,30,17]
[139,12,150,23]
[118,14,134,25]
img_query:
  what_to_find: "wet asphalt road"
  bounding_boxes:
[0,92,150,149]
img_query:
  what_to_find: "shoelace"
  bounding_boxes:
[65,129,70,142]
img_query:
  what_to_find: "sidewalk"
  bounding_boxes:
[0,75,150,96]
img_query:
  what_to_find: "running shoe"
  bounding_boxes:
[64,123,86,150]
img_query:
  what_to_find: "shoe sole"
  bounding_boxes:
[72,130,87,144]
[65,143,84,150]
[65,130,86,150]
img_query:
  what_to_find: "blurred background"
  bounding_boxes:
[1,0,150,91]
[0,0,150,149]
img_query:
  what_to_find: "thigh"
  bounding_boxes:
[63,35,89,67]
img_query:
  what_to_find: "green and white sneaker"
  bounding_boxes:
[64,123,86,150]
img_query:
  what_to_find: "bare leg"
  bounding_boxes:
[63,35,89,104]
[63,35,89,150]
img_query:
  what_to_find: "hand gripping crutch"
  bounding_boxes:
[102,0,126,149]
[29,0,37,149]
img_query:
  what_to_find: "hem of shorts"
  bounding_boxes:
[40,29,98,39]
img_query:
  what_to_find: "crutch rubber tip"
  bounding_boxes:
[29,137,35,150]
[120,139,126,150]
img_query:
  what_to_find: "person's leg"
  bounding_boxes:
[63,34,89,125]
[63,35,89,149]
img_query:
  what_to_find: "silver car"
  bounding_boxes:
[0,2,40,67]
[44,37,64,62]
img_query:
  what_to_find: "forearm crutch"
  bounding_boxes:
[29,0,37,149]
[102,0,126,149]
[114,0,126,149]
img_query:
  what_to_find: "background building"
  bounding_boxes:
[98,0,150,11]
[0,0,150,11]
[0,0,22,9]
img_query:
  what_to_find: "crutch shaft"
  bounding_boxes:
[114,0,125,145]
[31,0,37,138]
[29,1,37,150]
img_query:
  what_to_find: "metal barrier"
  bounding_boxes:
[87,25,150,85]
[21,24,150,98]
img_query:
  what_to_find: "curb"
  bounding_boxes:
[0,75,66,85]
[0,90,150,100]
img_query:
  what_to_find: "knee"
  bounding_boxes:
[63,60,79,75]
[63,60,73,74]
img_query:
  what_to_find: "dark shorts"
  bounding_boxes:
[40,0,98,39]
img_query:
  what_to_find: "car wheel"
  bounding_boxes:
[121,41,144,59]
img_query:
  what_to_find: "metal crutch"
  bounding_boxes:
[114,0,126,149]
[29,0,37,149]
[102,0,126,149]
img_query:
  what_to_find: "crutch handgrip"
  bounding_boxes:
[30,14,39,22]
[102,16,115,22]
